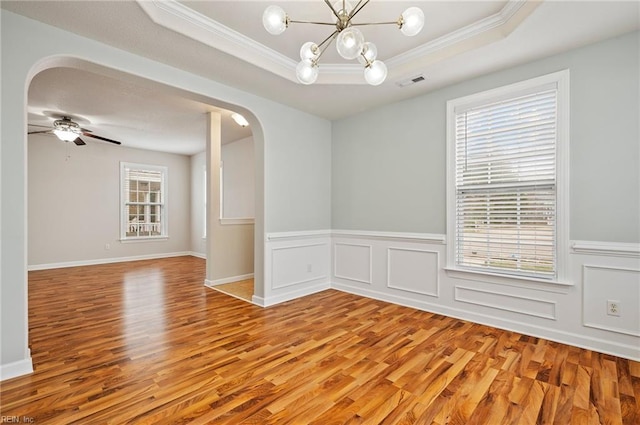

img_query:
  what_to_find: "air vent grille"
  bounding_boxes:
[396,73,427,88]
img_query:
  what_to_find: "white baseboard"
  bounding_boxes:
[332,282,640,361]
[251,294,266,306]
[189,251,206,259]
[204,273,254,287]
[27,252,194,271]
[254,282,331,307]
[0,356,33,381]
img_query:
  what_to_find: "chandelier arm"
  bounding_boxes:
[316,30,340,57]
[289,20,338,25]
[348,0,370,21]
[324,0,341,20]
[350,21,400,27]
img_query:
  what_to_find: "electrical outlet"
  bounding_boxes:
[607,300,621,317]
[105,243,110,250]
[307,264,312,273]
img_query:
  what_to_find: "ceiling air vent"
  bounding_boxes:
[396,74,427,88]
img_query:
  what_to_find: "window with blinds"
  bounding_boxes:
[120,162,168,239]
[447,72,568,280]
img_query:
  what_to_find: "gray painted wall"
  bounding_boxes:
[222,136,255,219]
[28,136,191,266]
[332,31,640,243]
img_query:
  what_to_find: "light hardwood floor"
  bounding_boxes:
[1,256,638,424]
[211,279,254,302]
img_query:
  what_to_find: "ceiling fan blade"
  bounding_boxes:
[73,137,87,146]
[28,130,53,135]
[28,124,52,129]
[81,131,122,145]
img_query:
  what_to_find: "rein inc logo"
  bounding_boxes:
[1,417,34,423]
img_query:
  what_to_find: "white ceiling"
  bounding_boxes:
[4,0,639,155]
[27,67,252,155]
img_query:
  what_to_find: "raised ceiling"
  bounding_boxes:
[4,0,639,154]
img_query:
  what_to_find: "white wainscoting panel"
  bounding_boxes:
[263,232,332,307]
[272,243,329,289]
[334,243,373,284]
[387,247,439,297]
[454,286,557,320]
[583,265,640,337]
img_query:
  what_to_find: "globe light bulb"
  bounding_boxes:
[331,0,353,21]
[364,60,387,86]
[336,27,364,60]
[400,7,424,36]
[296,60,319,85]
[300,42,320,62]
[357,42,377,65]
[263,5,288,35]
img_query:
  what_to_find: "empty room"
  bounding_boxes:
[1,1,639,423]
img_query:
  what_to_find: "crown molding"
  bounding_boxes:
[387,0,532,68]
[137,0,298,82]
[137,0,539,85]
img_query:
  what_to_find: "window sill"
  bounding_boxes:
[219,218,254,225]
[444,267,573,292]
[120,236,169,243]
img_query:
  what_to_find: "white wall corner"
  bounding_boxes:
[190,251,206,259]
[0,356,33,381]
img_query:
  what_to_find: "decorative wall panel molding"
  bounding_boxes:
[332,229,445,243]
[387,247,439,297]
[583,265,640,337]
[334,243,373,284]
[271,242,329,289]
[454,286,557,320]
[572,240,640,257]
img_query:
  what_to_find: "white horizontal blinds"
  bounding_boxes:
[124,167,164,238]
[454,87,557,278]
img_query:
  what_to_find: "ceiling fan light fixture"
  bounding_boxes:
[53,129,79,142]
[52,118,81,142]
[231,113,249,127]
[263,1,424,85]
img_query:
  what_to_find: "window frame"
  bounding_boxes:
[120,162,169,241]
[445,70,570,285]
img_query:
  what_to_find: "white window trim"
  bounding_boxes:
[119,162,169,241]
[445,70,570,285]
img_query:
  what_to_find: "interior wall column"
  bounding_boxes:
[205,111,222,282]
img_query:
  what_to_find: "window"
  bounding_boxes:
[446,70,569,281]
[120,162,168,240]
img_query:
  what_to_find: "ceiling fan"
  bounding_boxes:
[28,116,122,146]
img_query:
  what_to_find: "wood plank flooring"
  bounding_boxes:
[1,256,638,424]
[211,279,254,302]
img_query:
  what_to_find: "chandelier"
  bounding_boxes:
[262,0,425,85]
